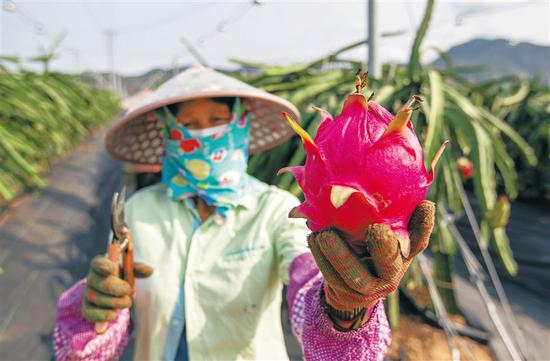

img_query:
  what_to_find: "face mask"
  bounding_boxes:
[155,98,251,218]
[186,124,230,138]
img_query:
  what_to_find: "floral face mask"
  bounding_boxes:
[155,98,251,218]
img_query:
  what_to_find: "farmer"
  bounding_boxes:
[53,66,435,361]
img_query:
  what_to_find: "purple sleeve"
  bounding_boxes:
[287,253,392,361]
[53,279,132,361]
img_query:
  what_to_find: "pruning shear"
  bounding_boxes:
[95,186,135,335]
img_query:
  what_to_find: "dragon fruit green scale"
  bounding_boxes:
[279,74,446,255]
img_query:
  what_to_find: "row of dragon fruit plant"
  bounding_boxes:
[240,0,548,321]
[0,56,120,203]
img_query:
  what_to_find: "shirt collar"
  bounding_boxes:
[236,175,267,210]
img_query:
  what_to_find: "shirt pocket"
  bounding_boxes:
[212,243,272,314]
[220,244,268,266]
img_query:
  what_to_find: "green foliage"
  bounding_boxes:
[239,52,540,274]
[409,0,435,81]
[0,66,120,201]
[432,250,460,313]
[236,0,547,282]
[470,77,550,197]
[387,290,400,329]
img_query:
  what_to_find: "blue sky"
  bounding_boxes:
[1,0,549,75]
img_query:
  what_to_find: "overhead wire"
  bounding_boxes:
[3,0,47,35]
[455,1,540,25]
[116,5,207,35]
[176,1,260,68]
[79,2,255,71]
[82,1,105,32]
[196,1,257,46]
[81,2,212,35]
[120,1,261,89]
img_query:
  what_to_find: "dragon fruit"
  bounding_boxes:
[279,72,447,256]
[457,156,474,179]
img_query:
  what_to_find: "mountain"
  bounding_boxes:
[82,38,549,95]
[432,38,550,84]
[81,67,180,96]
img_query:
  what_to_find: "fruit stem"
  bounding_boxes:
[354,69,369,94]
[368,92,375,101]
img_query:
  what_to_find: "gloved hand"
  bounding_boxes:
[81,255,154,322]
[308,200,435,330]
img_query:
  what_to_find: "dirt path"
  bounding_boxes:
[0,128,122,360]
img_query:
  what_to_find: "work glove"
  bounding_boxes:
[81,255,153,322]
[308,200,435,330]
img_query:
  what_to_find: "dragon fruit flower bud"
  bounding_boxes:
[279,73,447,256]
[457,156,474,179]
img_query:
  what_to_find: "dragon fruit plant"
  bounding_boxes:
[279,71,447,256]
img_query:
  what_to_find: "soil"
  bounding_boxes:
[407,285,431,308]
[387,286,494,361]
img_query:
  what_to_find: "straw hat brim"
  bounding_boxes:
[105,67,300,173]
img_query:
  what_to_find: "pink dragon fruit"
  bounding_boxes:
[279,72,447,256]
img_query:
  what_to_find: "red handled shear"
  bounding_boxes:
[95,186,135,334]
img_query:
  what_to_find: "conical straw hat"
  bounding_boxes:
[105,66,301,172]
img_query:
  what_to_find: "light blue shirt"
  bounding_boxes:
[128,176,309,360]
[156,177,295,360]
